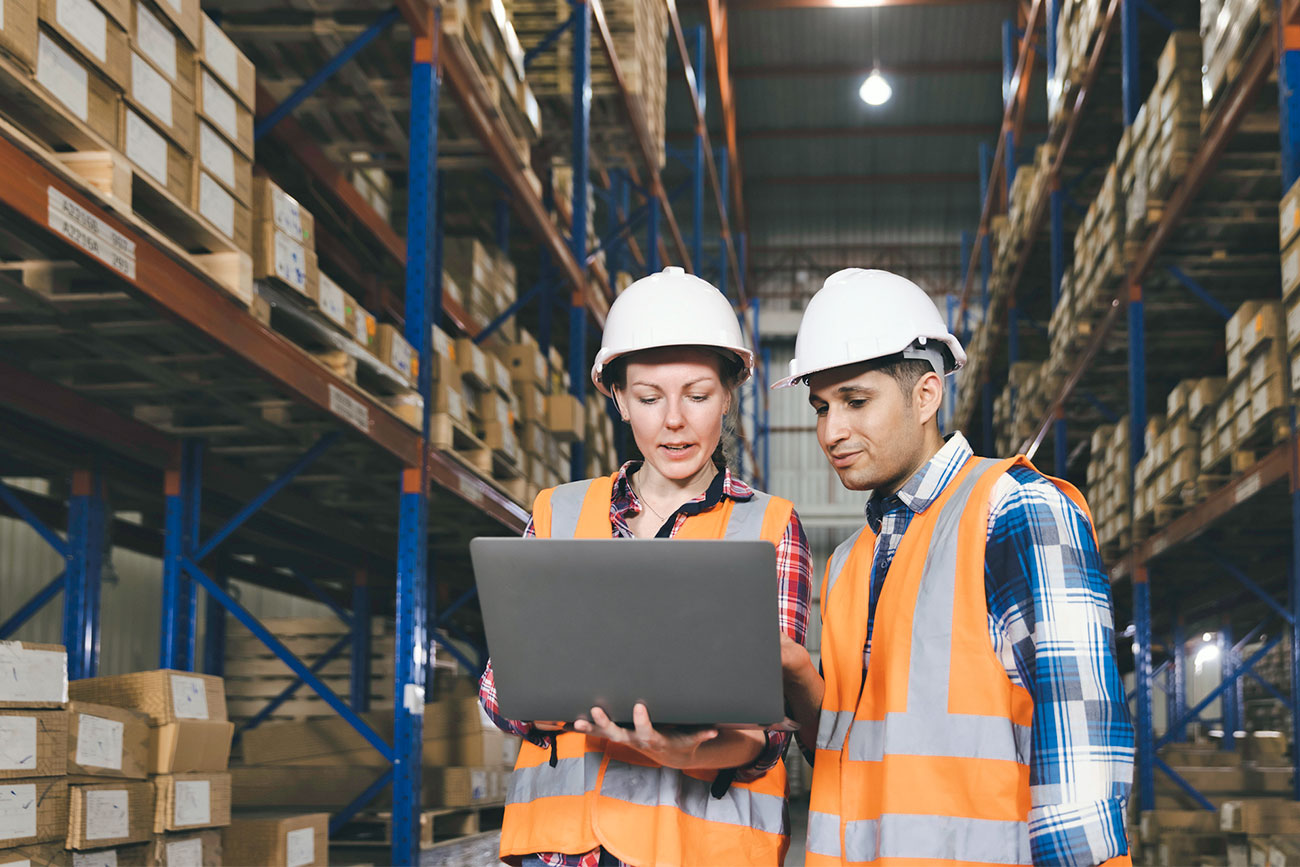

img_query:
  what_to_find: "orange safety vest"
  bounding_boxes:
[500,471,796,867]
[806,455,1132,867]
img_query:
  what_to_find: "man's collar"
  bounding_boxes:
[865,432,973,519]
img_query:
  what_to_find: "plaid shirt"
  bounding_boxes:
[479,462,813,867]
[844,433,1133,866]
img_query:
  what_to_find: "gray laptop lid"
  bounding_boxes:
[470,537,785,726]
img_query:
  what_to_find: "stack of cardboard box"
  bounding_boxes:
[192,13,255,255]
[251,177,317,304]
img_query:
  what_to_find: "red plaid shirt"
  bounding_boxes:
[479,462,812,867]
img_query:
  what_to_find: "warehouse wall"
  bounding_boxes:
[0,478,331,676]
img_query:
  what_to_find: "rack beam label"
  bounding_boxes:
[1234,472,1262,504]
[47,187,136,279]
[328,384,370,432]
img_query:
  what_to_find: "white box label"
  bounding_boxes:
[318,274,346,327]
[286,827,315,867]
[1235,473,1262,504]
[271,188,304,240]
[0,783,36,841]
[170,674,209,719]
[0,717,35,771]
[199,121,235,190]
[197,173,235,240]
[273,231,307,291]
[124,110,168,187]
[202,16,239,93]
[0,641,68,704]
[136,3,176,80]
[328,383,370,433]
[76,713,124,770]
[166,837,203,867]
[173,779,210,826]
[201,71,237,143]
[85,789,129,840]
[352,312,368,345]
[74,849,118,867]
[58,0,107,63]
[37,32,88,121]
[132,52,172,127]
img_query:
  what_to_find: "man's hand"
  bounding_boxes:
[573,703,718,769]
[532,721,567,732]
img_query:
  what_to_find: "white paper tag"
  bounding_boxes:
[37,32,88,121]
[201,71,237,143]
[74,850,118,867]
[136,3,176,80]
[85,789,129,840]
[202,16,239,93]
[132,52,172,128]
[271,188,304,240]
[197,173,235,240]
[124,110,167,187]
[166,837,203,867]
[1235,473,1262,504]
[0,642,68,703]
[58,0,107,63]
[470,769,487,800]
[318,274,345,327]
[389,334,412,375]
[0,783,36,841]
[173,779,210,826]
[328,384,370,432]
[199,122,235,190]
[0,717,35,771]
[169,675,209,720]
[351,311,368,345]
[273,231,307,291]
[285,827,315,867]
[76,714,124,770]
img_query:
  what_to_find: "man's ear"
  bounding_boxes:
[914,371,944,426]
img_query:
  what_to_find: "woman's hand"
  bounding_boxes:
[573,703,718,769]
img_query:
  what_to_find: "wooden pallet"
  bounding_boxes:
[332,803,505,851]
[430,413,493,475]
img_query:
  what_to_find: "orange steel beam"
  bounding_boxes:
[705,0,748,281]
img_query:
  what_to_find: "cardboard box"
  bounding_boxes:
[198,14,252,108]
[500,342,547,387]
[309,273,348,332]
[196,68,251,158]
[69,670,228,725]
[0,642,67,707]
[346,294,375,350]
[148,720,231,775]
[1242,300,1284,355]
[1252,374,1287,420]
[1188,377,1227,424]
[221,813,327,867]
[0,710,66,779]
[1284,237,1300,301]
[0,0,38,70]
[252,224,316,297]
[151,772,230,833]
[146,829,221,866]
[145,0,195,46]
[194,119,250,204]
[67,701,149,779]
[0,777,66,847]
[546,392,584,442]
[1227,300,1263,347]
[373,323,416,384]
[67,781,154,848]
[130,0,195,99]
[126,50,193,152]
[36,0,127,88]
[1220,797,1300,834]
[0,841,70,866]
[120,105,191,203]
[192,171,251,252]
[454,337,491,389]
[33,31,118,143]
[443,237,494,294]
[75,843,150,866]
[250,176,313,247]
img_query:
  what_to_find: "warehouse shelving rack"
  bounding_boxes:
[0,0,766,861]
[953,0,1300,824]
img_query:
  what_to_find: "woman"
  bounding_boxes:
[478,267,812,867]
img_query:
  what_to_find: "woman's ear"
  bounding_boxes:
[611,388,630,422]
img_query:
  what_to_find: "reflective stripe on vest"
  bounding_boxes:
[507,752,604,804]
[808,812,1030,863]
[599,759,788,836]
[549,478,597,539]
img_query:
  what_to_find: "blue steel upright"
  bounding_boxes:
[568,0,592,482]
[1220,622,1239,749]
[1120,0,1141,127]
[1283,26,1300,189]
[392,15,440,863]
[688,25,706,272]
[64,470,105,679]
[161,440,202,671]
[352,572,372,712]
[1134,567,1156,810]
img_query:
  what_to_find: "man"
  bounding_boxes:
[775,269,1134,866]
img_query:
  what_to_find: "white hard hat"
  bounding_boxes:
[591,266,755,397]
[771,268,966,389]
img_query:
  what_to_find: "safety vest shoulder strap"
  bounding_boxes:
[532,474,618,539]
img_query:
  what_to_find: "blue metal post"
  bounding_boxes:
[1046,0,1058,86]
[1172,616,1187,742]
[568,0,591,482]
[688,25,706,273]
[1120,0,1140,125]
[1220,621,1239,749]
[1281,28,1300,189]
[180,441,203,671]
[64,470,104,679]
[352,572,372,712]
[160,441,201,670]
[1135,568,1156,810]
[202,573,227,677]
[1129,291,1147,469]
[392,17,440,863]
[1001,19,1017,197]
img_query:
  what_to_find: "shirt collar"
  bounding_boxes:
[864,432,973,528]
[612,460,753,514]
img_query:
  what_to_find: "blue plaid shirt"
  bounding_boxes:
[855,433,1133,866]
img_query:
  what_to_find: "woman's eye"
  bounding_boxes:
[638,397,658,405]
[688,394,709,402]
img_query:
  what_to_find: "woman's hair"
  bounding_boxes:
[605,347,745,469]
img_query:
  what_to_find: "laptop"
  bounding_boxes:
[469,537,786,727]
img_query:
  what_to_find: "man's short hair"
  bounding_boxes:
[860,352,947,406]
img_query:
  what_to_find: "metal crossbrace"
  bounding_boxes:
[435,586,479,626]
[1157,631,1284,750]
[331,767,395,836]
[1202,545,1296,625]
[255,7,401,141]
[475,277,556,344]
[0,572,64,639]
[1248,668,1290,703]
[435,626,485,676]
[1154,756,1218,811]
[0,478,69,556]
[1137,0,1177,31]
[524,10,576,70]
[587,199,655,263]
[1166,266,1233,321]
[233,632,354,741]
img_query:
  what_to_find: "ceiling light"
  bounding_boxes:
[859,68,892,106]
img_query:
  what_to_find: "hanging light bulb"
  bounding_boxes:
[859,68,892,106]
